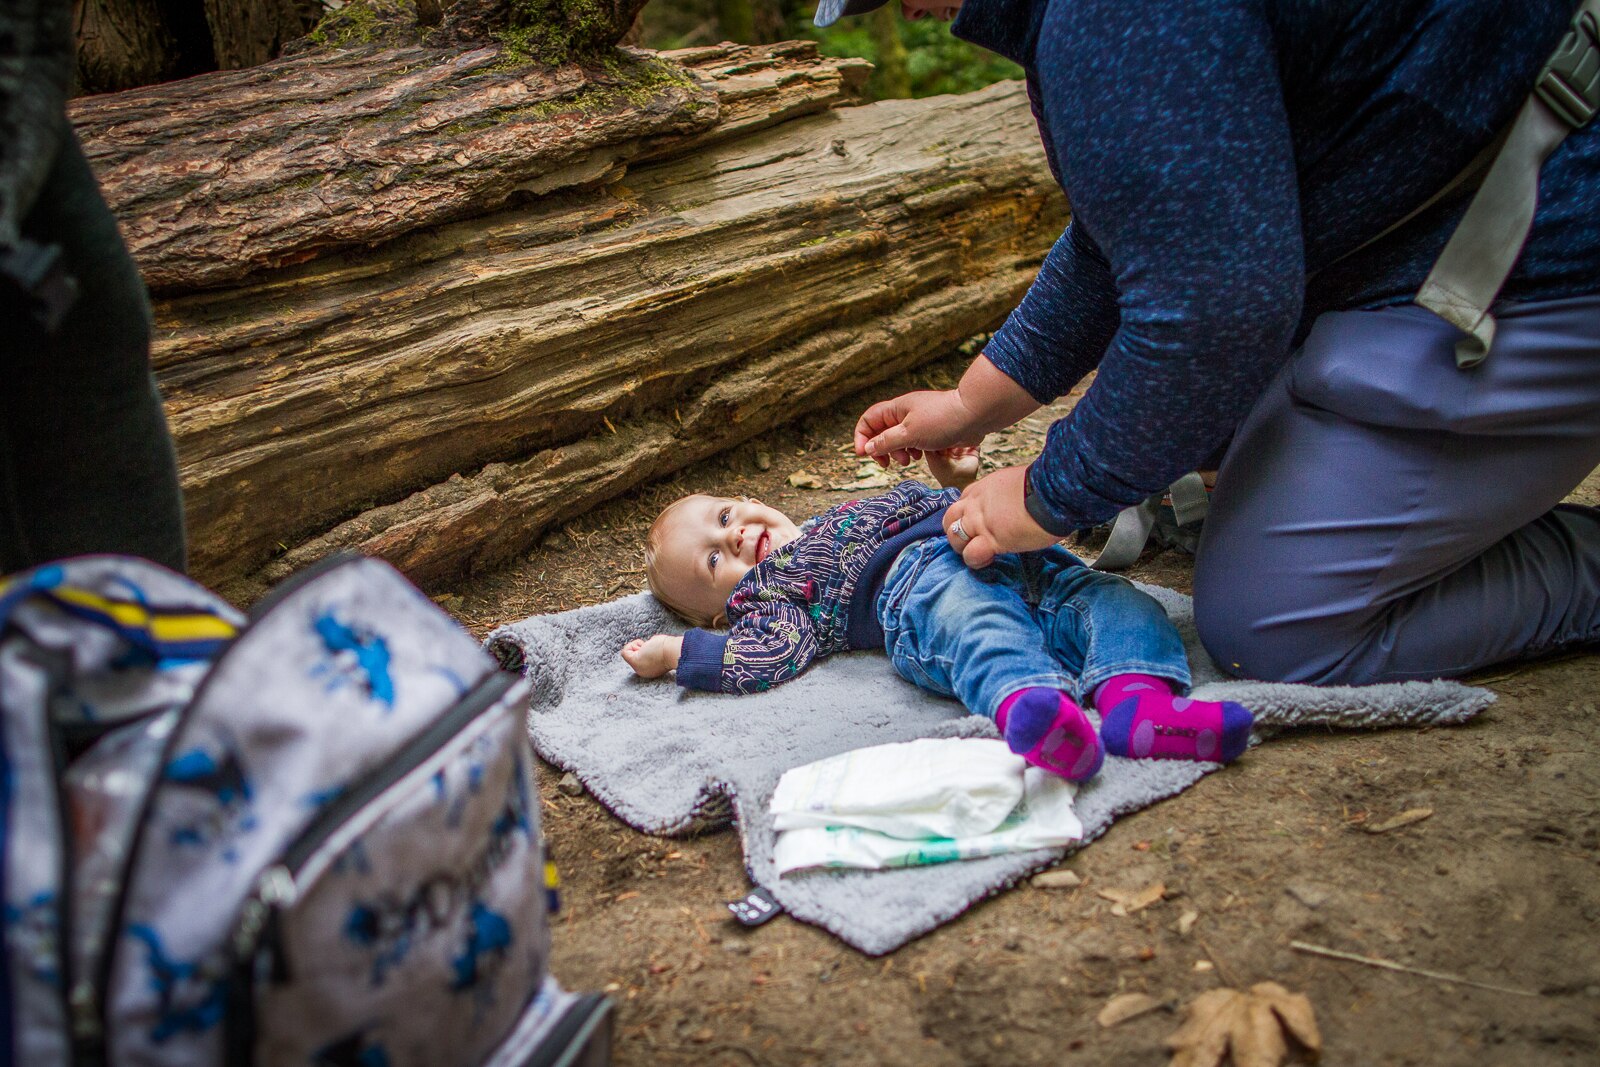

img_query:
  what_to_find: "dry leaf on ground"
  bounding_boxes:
[787,470,823,489]
[1098,992,1165,1028]
[1166,983,1321,1067]
[1098,881,1167,916]
[832,463,898,491]
[1364,808,1433,834]
[1032,869,1082,890]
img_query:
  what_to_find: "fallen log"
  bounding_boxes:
[73,42,1062,600]
[73,36,869,292]
[256,266,1038,593]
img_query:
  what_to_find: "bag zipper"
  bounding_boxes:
[75,551,364,1067]
[224,669,516,1065]
[49,714,92,1063]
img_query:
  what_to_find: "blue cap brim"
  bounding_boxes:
[814,0,891,28]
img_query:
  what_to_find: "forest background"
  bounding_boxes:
[72,0,1023,101]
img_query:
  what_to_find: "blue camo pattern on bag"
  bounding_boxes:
[0,557,243,1067]
[0,554,596,1067]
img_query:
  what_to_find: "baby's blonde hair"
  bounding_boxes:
[643,496,724,628]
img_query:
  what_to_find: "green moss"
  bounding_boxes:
[494,0,621,67]
[307,0,420,50]
[481,51,698,126]
[799,228,861,247]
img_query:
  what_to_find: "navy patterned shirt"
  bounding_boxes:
[676,481,956,694]
[952,0,1600,533]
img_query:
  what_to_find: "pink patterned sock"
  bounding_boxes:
[1094,673,1254,763]
[995,687,1104,782]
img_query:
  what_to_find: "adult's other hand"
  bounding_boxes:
[854,389,985,467]
[943,464,1059,568]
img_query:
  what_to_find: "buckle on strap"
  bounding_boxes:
[1537,8,1600,128]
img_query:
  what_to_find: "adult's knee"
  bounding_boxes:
[1193,543,1357,684]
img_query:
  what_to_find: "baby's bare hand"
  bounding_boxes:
[927,445,983,490]
[621,634,680,678]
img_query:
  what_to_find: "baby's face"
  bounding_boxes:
[653,496,802,621]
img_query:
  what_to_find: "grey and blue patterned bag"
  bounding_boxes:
[0,553,611,1067]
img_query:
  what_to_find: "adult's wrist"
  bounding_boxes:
[1022,461,1078,537]
[957,354,1043,433]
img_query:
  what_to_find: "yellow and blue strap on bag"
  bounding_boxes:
[0,561,238,664]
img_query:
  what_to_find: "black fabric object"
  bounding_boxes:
[0,119,186,574]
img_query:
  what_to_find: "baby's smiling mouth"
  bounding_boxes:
[754,531,772,564]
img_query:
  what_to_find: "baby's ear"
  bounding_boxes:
[712,611,729,628]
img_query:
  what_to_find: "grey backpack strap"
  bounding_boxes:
[1091,496,1159,571]
[1166,470,1211,527]
[1091,472,1210,571]
[1417,0,1599,368]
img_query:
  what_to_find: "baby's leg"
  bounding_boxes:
[881,541,1103,780]
[1031,551,1254,763]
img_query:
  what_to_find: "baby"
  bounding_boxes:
[622,448,1252,781]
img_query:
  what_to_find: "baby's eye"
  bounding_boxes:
[709,550,721,571]
[718,508,730,526]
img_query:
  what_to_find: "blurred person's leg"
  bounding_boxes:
[0,120,185,574]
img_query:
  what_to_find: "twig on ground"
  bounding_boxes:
[1289,941,1541,997]
[1197,938,1237,987]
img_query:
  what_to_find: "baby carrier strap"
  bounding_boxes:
[1090,471,1208,572]
[1416,0,1599,368]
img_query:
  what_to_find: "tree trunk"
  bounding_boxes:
[203,0,310,69]
[715,0,756,43]
[72,0,181,94]
[867,5,911,100]
[72,42,1063,601]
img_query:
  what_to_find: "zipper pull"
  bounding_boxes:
[70,976,107,1067]
[234,866,297,983]
[69,977,101,1042]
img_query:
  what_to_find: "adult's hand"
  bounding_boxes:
[855,354,1042,467]
[854,389,982,467]
[943,464,1060,568]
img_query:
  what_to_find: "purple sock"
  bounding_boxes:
[996,687,1104,782]
[1094,673,1254,763]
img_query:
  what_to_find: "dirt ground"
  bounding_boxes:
[450,352,1600,1067]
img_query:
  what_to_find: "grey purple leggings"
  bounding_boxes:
[1194,294,1600,684]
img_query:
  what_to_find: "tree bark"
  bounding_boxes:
[72,39,870,292]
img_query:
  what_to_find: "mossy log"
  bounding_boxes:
[71,43,722,292]
[74,40,867,293]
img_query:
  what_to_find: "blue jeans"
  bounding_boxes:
[875,538,1189,721]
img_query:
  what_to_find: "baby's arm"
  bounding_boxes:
[669,603,819,694]
[926,445,982,491]
[621,634,682,678]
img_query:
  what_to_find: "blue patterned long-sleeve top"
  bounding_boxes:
[675,481,955,693]
[950,0,1600,534]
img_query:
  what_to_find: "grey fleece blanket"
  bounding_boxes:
[487,585,1492,955]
